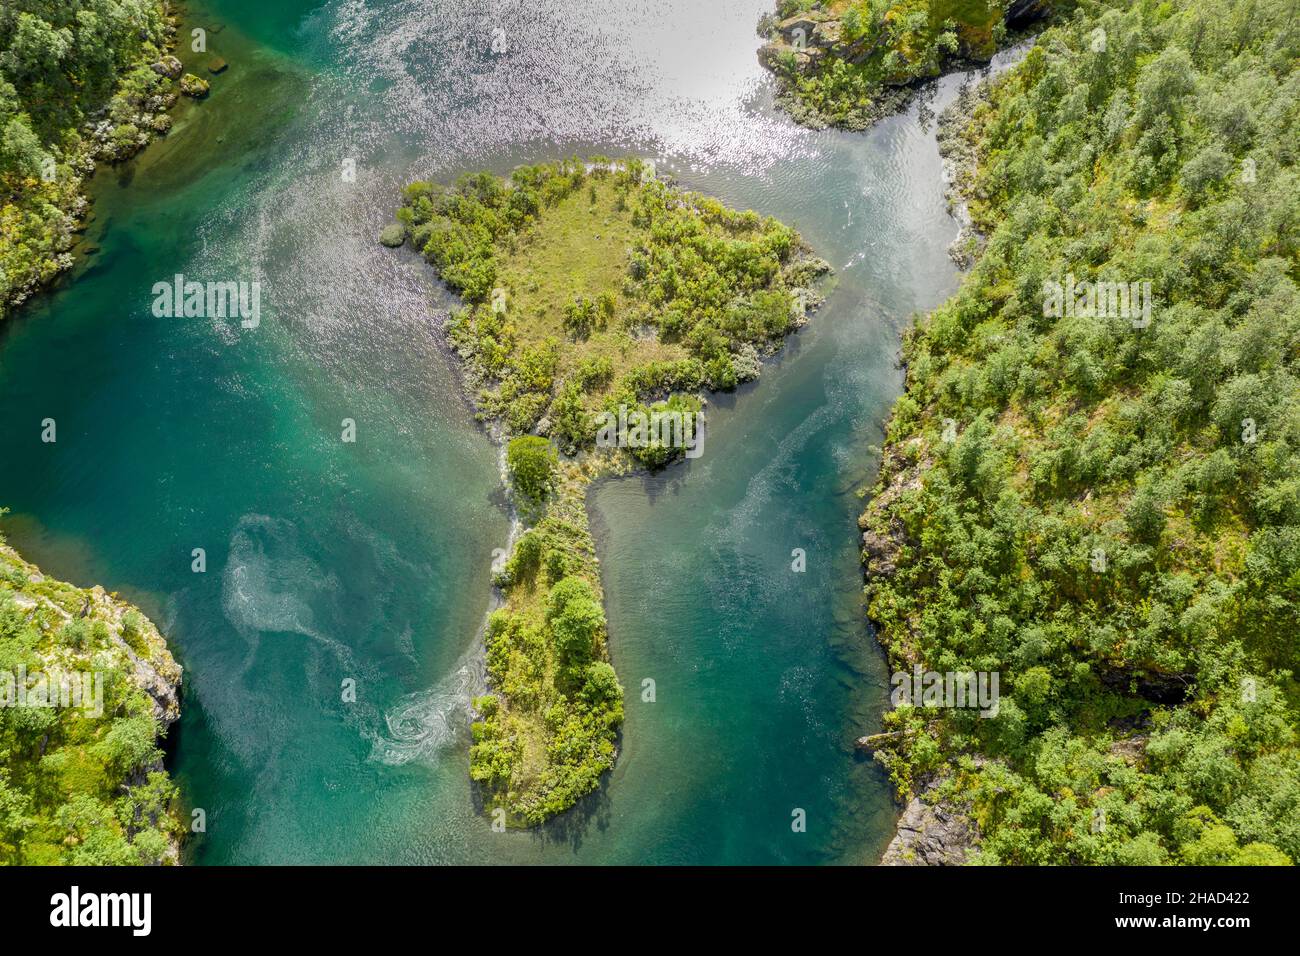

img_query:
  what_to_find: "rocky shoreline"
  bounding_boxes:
[855,70,1008,868]
[386,160,832,823]
[858,435,983,865]
[756,2,1054,132]
[0,541,184,863]
[1,3,216,320]
[936,82,989,268]
[880,787,979,865]
[757,6,917,131]
[860,444,984,866]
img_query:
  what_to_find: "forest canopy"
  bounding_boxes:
[861,0,1300,864]
[1,1,174,320]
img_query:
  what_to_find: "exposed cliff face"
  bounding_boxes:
[880,786,979,865]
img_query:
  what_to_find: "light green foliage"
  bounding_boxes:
[394,157,821,466]
[0,536,182,864]
[1,2,175,320]
[471,565,624,824]
[396,158,823,825]
[546,576,604,672]
[472,448,623,824]
[506,435,557,504]
[862,0,1300,864]
[760,0,1047,128]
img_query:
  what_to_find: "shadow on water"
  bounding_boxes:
[530,767,617,854]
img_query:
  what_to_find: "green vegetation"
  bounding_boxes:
[759,0,1068,129]
[1,1,181,321]
[395,158,827,451]
[471,473,622,825]
[861,0,1299,864]
[0,529,183,864]
[391,158,828,823]
[506,436,557,504]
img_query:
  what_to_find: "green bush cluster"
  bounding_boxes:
[0,538,182,864]
[862,0,1300,864]
[395,157,819,466]
[397,162,590,304]
[1,1,174,320]
[506,435,558,505]
[472,469,622,825]
[471,568,624,824]
[396,159,823,824]
[562,293,614,338]
[762,0,1031,128]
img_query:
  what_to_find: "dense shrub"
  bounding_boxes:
[1,2,175,320]
[862,0,1300,864]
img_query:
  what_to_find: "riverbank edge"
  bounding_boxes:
[0,2,198,865]
[0,1,208,322]
[755,2,1052,133]
[0,541,185,863]
[856,74,1000,867]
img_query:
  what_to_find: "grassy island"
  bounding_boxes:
[389,158,829,824]
[758,1,1069,130]
[0,528,183,864]
[861,0,1299,864]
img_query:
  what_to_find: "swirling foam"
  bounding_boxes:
[221,513,355,667]
[367,645,483,765]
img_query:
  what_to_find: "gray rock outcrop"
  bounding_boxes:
[881,790,979,865]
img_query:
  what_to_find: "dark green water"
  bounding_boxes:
[0,0,996,863]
